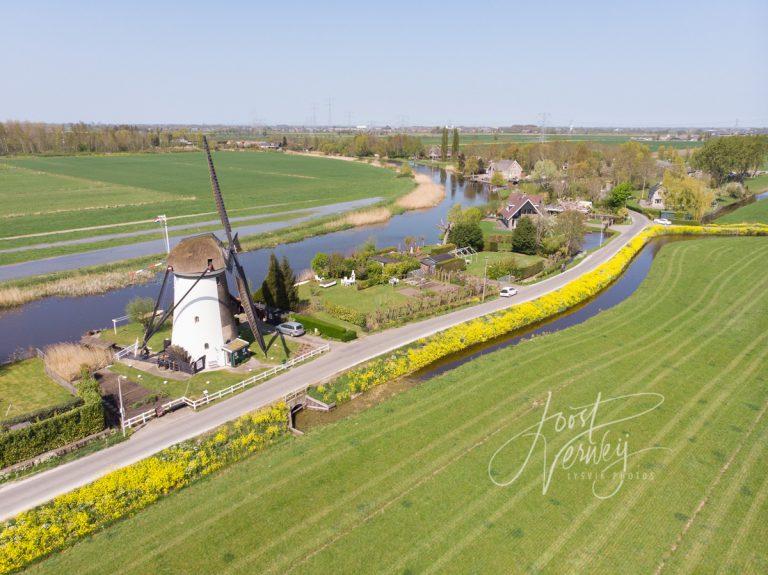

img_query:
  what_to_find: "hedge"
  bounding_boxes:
[323,302,367,328]
[0,403,289,574]
[0,396,83,430]
[428,243,456,255]
[0,378,105,469]
[292,314,357,341]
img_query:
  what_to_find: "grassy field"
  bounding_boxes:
[0,358,73,422]
[717,175,768,224]
[299,282,411,314]
[417,133,704,151]
[0,151,412,244]
[25,236,768,573]
[464,251,544,277]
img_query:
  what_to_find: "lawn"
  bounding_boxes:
[464,250,544,277]
[0,358,74,422]
[108,362,260,402]
[0,151,412,244]
[717,175,768,224]
[26,236,768,573]
[299,282,411,314]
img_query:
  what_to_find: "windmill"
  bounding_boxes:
[139,136,267,370]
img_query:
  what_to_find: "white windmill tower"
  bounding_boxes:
[139,137,268,371]
[165,234,238,368]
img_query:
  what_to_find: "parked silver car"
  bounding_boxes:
[276,321,305,337]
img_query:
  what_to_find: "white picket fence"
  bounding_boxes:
[121,343,330,430]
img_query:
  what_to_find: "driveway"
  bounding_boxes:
[0,211,648,520]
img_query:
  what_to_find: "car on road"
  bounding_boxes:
[653,218,672,226]
[276,321,305,337]
[499,286,518,297]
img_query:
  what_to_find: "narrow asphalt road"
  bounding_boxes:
[0,211,648,520]
[0,197,380,282]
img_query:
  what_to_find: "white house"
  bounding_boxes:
[167,234,239,370]
[488,159,523,182]
[647,184,666,209]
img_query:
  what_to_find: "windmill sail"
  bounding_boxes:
[202,135,267,353]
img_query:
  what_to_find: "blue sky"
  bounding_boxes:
[2,0,766,127]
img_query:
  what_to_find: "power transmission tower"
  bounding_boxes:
[327,98,333,127]
[539,112,549,142]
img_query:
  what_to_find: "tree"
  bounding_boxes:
[464,155,479,175]
[512,216,537,255]
[691,135,768,185]
[554,210,586,256]
[451,128,460,158]
[441,128,449,161]
[490,170,506,187]
[612,141,655,189]
[398,162,413,178]
[531,159,558,188]
[126,297,156,328]
[280,256,300,311]
[662,170,715,221]
[607,182,634,209]
[448,222,484,251]
[262,253,288,309]
[281,135,288,148]
[311,252,329,277]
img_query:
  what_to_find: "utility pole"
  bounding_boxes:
[155,215,170,253]
[481,256,489,302]
[118,375,126,436]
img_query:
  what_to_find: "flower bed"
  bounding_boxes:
[0,403,289,574]
[309,223,768,405]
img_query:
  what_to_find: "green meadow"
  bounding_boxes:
[0,152,411,243]
[26,236,768,574]
[717,174,768,224]
[418,132,704,151]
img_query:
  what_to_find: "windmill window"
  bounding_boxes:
[207,258,213,268]
[204,343,209,350]
[194,316,199,324]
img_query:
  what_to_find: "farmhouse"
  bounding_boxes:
[647,184,666,209]
[488,159,523,182]
[428,146,442,160]
[498,193,544,228]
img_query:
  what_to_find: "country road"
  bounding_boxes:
[0,211,648,520]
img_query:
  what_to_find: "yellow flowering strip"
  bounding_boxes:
[311,223,768,405]
[0,403,288,574]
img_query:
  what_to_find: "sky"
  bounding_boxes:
[2,0,766,128]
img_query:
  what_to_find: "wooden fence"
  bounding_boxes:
[121,344,331,430]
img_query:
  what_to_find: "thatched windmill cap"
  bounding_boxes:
[167,233,228,275]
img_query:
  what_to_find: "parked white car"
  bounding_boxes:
[653,218,672,226]
[276,321,305,337]
[500,286,518,297]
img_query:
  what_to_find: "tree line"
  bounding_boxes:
[0,122,199,155]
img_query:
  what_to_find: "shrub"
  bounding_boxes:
[0,403,288,574]
[291,314,357,341]
[428,243,456,255]
[125,297,156,328]
[448,222,484,252]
